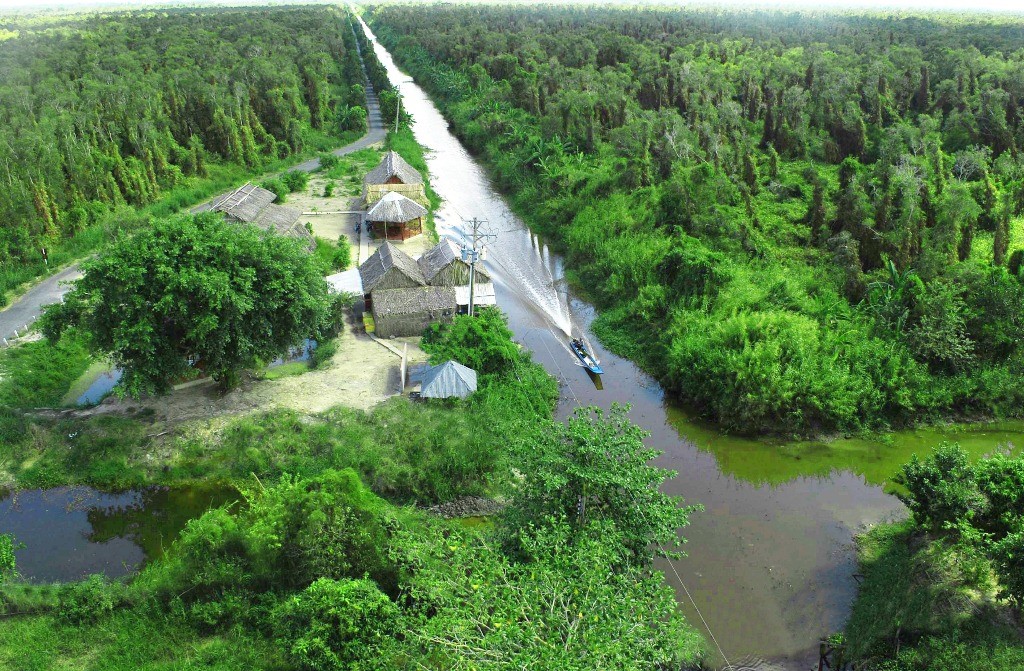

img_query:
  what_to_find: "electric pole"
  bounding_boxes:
[394,94,401,134]
[461,217,492,317]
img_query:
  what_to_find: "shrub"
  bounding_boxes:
[311,339,338,369]
[895,442,986,532]
[260,178,288,203]
[318,153,340,172]
[992,528,1024,607]
[323,180,336,197]
[281,170,309,193]
[56,574,117,624]
[422,307,521,375]
[0,534,16,584]
[273,577,398,670]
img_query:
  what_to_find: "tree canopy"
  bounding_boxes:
[0,6,367,275]
[370,5,1024,435]
[42,212,331,395]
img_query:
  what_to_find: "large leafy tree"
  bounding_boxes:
[501,404,701,563]
[43,213,331,395]
[393,520,705,670]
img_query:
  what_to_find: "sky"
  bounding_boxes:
[0,0,1022,13]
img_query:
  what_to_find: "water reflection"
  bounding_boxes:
[0,486,239,582]
[360,19,1024,670]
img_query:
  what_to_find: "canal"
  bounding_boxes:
[360,18,1024,671]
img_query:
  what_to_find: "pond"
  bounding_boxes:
[0,485,239,583]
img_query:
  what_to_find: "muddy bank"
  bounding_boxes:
[427,496,505,519]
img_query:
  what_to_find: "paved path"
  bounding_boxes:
[0,264,83,341]
[0,35,386,344]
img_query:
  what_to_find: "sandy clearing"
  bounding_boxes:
[79,321,429,426]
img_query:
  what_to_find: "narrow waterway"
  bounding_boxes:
[361,20,1024,671]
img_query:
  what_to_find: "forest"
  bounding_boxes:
[0,6,368,298]
[368,5,1024,435]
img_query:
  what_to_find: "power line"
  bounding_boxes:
[534,323,734,670]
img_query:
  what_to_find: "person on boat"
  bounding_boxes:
[572,338,586,353]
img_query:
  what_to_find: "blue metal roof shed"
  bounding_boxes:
[419,360,478,399]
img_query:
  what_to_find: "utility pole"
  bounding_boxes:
[460,217,492,317]
[394,95,401,134]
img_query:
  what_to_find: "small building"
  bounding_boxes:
[359,242,426,303]
[363,150,427,207]
[358,240,496,338]
[372,286,456,338]
[197,182,315,252]
[417,238,490,286]
[419,360,477,399]
[365,192,428,242]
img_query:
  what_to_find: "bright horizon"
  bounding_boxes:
[1,0,1023,15]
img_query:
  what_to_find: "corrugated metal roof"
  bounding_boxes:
[455,282,496,306]
[326,268,363,295]
[420,360,477,398]
[359,242,426,293]
[366,191,428,224]
[364,150,423,185]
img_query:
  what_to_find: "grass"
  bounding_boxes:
[845,520,1024,670]
[0,331,93,409]
[0,393,528,502]
[0,610,281,671]
[312,235,352,273]
[260,361,310,380]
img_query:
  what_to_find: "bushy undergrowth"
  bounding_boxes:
[0,330,92,408]
[370,8,1024,436]
[845,445,1024,670]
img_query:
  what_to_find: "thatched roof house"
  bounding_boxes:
[365,150,423,186]
[196,183,315,252]
[365,192,427,241]
[359,240,496,338]
[359,241,426,296]
[372,286,456,338]
[418,238,490,286]
[419,360,477,399]
[363,151,427,207]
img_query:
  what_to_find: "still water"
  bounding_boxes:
[362,19,1024,670]
[0,486,239,583]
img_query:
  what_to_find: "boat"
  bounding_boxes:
[569,338,603,375]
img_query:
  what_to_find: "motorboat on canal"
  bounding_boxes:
[569,338,603,375]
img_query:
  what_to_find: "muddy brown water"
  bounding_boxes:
[362,19,1024,671]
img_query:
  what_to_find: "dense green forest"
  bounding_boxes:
[0,6,368,296]
[369,5,1024,435]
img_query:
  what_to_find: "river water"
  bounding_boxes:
[362,20,1024,671]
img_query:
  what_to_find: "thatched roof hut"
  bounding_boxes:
[418,238,490,286]
[365,192,427,241]
[366,192,427,223]
[363,151,428,207]
[196,183,314,252]
[359,241,426,294]
[364,151,423,186]
[420,360,477,399]
[206,183,277,222]
[371,286,456,338]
